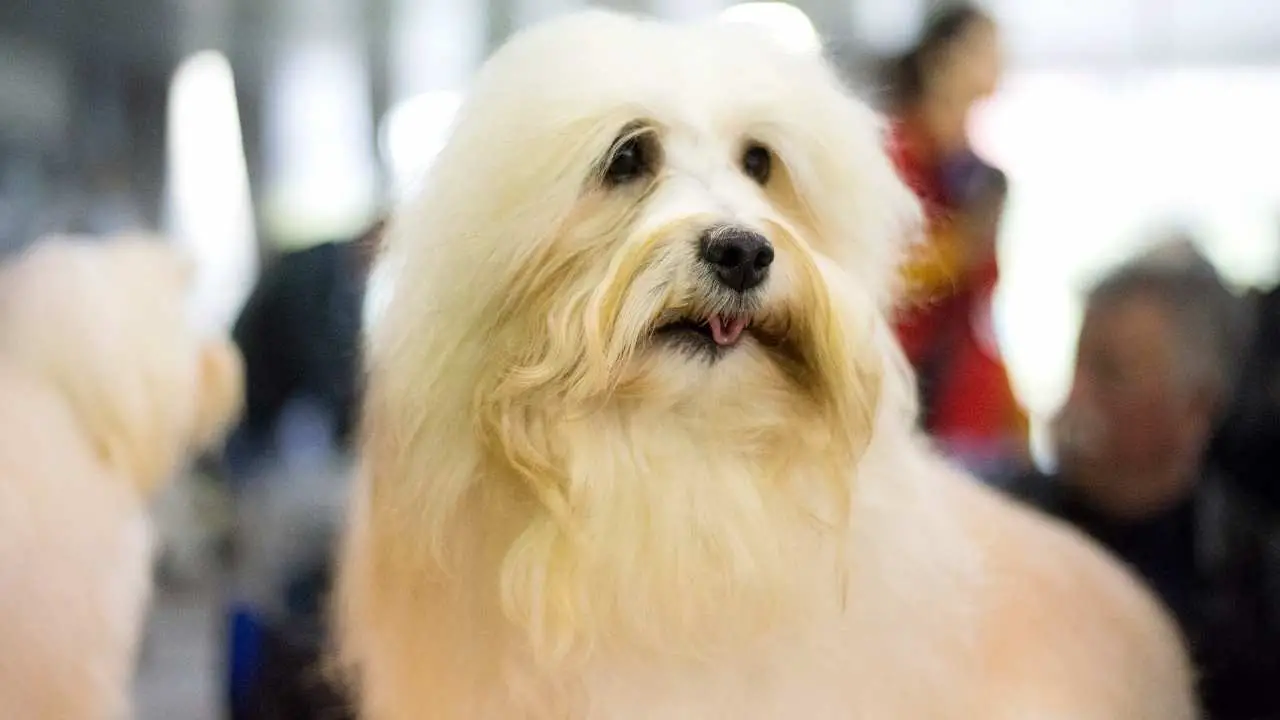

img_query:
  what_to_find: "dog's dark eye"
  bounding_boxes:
[605,134,653,186]
[741,142,772,185]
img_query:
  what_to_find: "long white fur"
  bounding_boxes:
[0,236,243,719]
[336,11,1198,719]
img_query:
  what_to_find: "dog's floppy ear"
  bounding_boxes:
[193,338,244,451]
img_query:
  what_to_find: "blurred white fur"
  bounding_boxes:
[336,11,1197,719]
[0,235,242,718]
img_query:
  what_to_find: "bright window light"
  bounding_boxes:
[718,2,820,55]
[378,90,464,203]
[262,41,378,248]
[164,50,257,334]
[389,0,485,101]
[850,0,925,54]
[972,68,1280,427]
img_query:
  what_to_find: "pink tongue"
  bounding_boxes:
[708,314,748,346]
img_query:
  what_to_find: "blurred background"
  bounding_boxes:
[6,0,1280,424]
[1,0,1278,718]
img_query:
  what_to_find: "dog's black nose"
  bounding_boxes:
[699,226,774,292]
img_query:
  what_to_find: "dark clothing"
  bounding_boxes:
[1007,470,1280,720]
[231,241,367,464]
[1211,285,1280,513]
[230,609,355,720]
[225,242,366,717]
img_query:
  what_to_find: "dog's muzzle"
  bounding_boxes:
[647,224,779,356]
[699,225,773,293]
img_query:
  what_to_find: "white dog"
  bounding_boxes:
[0,236,242,719]
[335,11,1196,719]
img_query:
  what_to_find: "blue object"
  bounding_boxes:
[227,602,264,717]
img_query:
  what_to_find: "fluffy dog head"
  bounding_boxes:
[362,11,919,662]
[0,235,244,496]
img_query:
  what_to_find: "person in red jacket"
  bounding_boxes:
[885,4,1028,481]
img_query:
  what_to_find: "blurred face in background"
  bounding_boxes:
[1054,293,1212,518]
[926,16,1004,104]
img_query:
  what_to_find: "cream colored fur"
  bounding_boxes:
[335,11,1197,719]
[0,235,243,719]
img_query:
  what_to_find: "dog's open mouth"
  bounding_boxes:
[654,313,751,352]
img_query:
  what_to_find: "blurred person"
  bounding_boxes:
[1209,261,1280,512]
[0,235,242,719]
[227,217,385,478]
[1007,243,1279,719]
[885,3,1002,173]
[228,452,355,720]
[884,4,1029,480]
[223,219,383,720]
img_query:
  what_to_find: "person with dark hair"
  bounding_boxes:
[1209,282,1280,513]
[884,5,1026,481]
[885,3,1001,176]
[227,218,385,476]
[1006,244,1280,719]
[223,218,384,720]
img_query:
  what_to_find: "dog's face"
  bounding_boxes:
[378,11,916,415]
[541,112,862,407]
[365,11,919,660]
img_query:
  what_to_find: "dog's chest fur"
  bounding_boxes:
[461,566,983,720]
[541,475,979,719]
[563,618,979,719]
[357,441,986,720]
